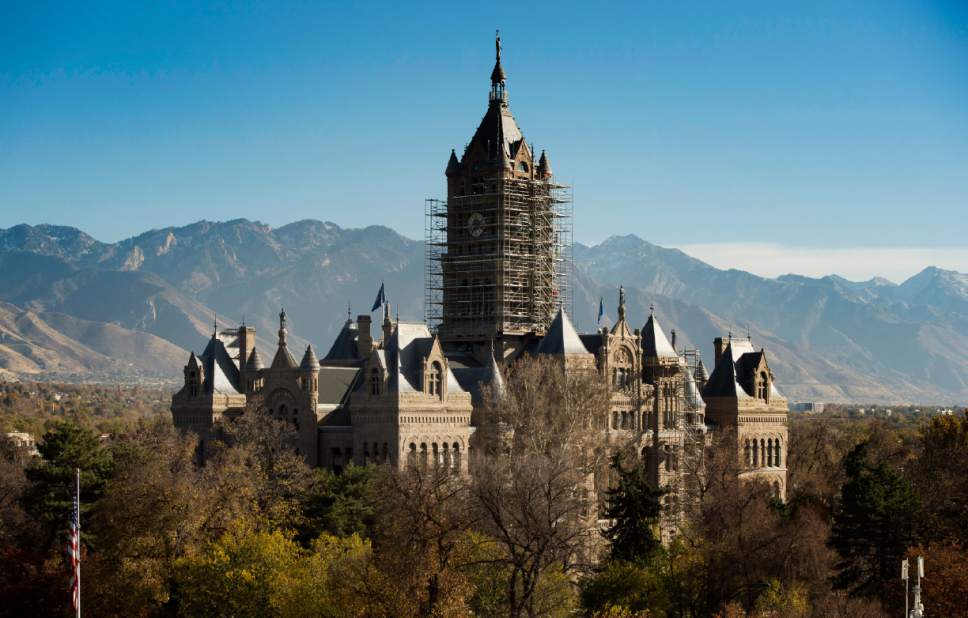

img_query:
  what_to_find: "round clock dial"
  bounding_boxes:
[466,213,485,237]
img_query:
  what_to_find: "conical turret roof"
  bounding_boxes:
[642,311,677,359]
[537,308,590,356]
[445,149,460,176]
[244,346,264,371]
[300,344,319,371]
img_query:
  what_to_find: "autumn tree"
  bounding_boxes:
[361,464,478,617]
[910,411,968,546]
[473,354,613,618]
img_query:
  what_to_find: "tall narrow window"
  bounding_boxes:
[370,368,381,395]
[428,362,443,398]
[188,372,198,397]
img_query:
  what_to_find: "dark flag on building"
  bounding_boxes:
[371,282,387,312]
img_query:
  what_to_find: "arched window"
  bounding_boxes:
[612,411,619,429]
[758,371,769,401]
[452,442,461,471]
[752,439,759,467]
[278,404,287,420]
[428,362,443,398]
[760,439,767,468]
[767,439,773,467]
[744,440,752,467]
[442,443,451,468]
[432,443,440,466]
[407,443,417,467]
[664,445,672,472]
[775,438,782,467]
[370,368,381,395]
[420,443,428,467]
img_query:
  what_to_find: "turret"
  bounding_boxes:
[300,345,319,393]
[537,150,552,179]
[445,149,460,176]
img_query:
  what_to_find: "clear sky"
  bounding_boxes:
[2,2,966,281]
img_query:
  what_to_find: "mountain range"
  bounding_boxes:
[0,220,965,404]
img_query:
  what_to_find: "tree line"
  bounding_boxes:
[1,356,966,616]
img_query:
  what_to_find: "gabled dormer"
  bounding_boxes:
[422,335,448,400]
[184,352,203,398]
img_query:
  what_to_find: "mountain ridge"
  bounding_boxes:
[1,220,965,403]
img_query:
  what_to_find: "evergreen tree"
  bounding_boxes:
[602,453,665,564]
[829,441,919,599]
[21,420,114,551]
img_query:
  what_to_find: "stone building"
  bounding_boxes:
[171,35,787,523]
[703,336,788,499]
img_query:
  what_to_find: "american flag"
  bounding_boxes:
[67,483,80,614]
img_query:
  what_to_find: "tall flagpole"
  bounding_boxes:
[76,467,81,618]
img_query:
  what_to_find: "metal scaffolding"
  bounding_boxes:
[425,177,572,339]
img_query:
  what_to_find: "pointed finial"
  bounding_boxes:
[213,312,217,337]
[618,286,626,321]
[278,308,288,347]
[490,30,507,86]
[347,301,351,321]
[649,303,655,316]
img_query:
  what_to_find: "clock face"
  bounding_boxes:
[466,213,485,237]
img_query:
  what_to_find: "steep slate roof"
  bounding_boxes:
[317,366,360,406]
[642,314,678,359]
[323,319,359,361]
[702,339,777,400]
[386,322,464,395]
[536,309,590,356]
[199,336,241,395]
[449,351,504,406]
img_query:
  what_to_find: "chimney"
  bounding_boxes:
[714,337,726,367]
[357,314,372,358]
[238,326,255,377]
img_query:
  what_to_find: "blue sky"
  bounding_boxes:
[1,2,966,280]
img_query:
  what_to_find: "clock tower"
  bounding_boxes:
[429,33,571,356]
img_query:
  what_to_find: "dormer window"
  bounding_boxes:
[428,362,443,398]
[757,371,769,401]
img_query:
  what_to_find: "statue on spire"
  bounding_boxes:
[618,286,626,321]
[278,308,288,348]
[490,30,507,89]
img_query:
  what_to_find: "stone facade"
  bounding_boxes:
[170,35,788,528]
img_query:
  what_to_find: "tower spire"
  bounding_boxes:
[489,30,507,105]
